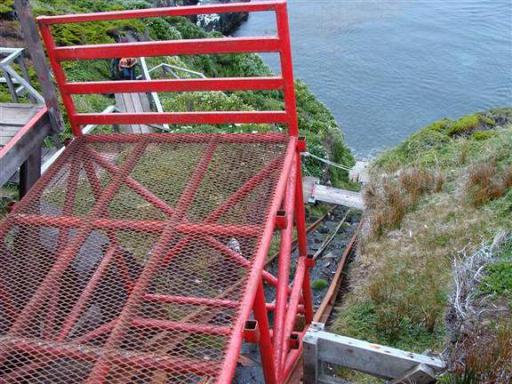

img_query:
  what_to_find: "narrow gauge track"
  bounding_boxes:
[236,205,361,383]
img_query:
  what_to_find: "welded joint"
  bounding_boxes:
[6,201,16,213]
[274,209,287,230]
[296,136,307,153]
[305,254,316,268]
[243,320,260,343]
[289,333,300,350]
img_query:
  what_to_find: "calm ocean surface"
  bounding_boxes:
[235,0,512,156]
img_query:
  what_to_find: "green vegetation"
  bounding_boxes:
[311,279,329,291]
[332,108,512,382]
[0,0,354,188]
[0,0,14,15]
[480,241,512,298]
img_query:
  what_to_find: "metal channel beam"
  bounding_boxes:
[303,323,445,384]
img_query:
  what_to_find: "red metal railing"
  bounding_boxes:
[37,0,299,138]
[0,2,313,383]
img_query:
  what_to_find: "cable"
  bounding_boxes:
[301,151,352,171]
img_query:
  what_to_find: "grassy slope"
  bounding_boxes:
[332,108,512,382]
[0,0,355,190]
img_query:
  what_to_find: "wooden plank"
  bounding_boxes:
[0,103,40,125]
[0,103,42,148]
[349,160,369,184]
[0,128,24,138]
[114,93,154,134]
[14,0,65,133]
[312,184,364,210]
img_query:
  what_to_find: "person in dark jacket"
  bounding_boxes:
[118,57,138,80]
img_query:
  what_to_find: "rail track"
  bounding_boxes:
[236,204,361,383]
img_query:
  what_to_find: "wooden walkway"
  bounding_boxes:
[114,92,153,134]
[303,176,364,210]
[0,103,41,146]
[0,102,51,191]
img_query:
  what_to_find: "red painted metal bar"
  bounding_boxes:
[280,256,307,375]
[65,77,284,95]
[294,148,314,324]
[1,336,219,377]
[131,318,231,336]
[144,294,239,308]
[37,1,285,25]
[216,137,297,383]
[253,281,277,384]
[74,319,118,344]
[42,150,82,338]
[275,2,299,136]
[273,159,297,373]
[54,37,281,62]
[143,294,300,314]
[38,23,80,136]
[0,283,17,320]
[84,140,218,382]
[85,146,175,217]
[203,234,289,292]
[84,132,288,144]
[13,215,260,237]
[0,141,79,244]
[81,154,135,293]
[57,244,118,340]
[2,141,148,342]
[282,329,307,383]
[74,111,288,126]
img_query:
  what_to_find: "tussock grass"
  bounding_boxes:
[442,322,512,384]
[464,162,512,207]
[332,109,512,370]
[363,167,445,237]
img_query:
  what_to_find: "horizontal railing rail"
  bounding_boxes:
[64,77,284,94]
[37,1,285,25]
[37,0,299,137]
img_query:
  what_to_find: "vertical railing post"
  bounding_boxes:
[276,2,299,137]
[253,280,277,384]
[2,70,18,102]
[15,52,37,104]
[294,138,314,323]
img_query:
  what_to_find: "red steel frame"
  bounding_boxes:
[0,2,313,383]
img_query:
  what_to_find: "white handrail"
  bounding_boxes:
[0,47,44,104]
[41,105,119,174]
[139,57,169,131]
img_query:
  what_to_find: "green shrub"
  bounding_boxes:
[448,114,495,137]
[311,279,329,290]
[480,261,512,297]
[472,130,496,141]
[0,0,13,15]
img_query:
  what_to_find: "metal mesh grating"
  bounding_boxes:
[0,132,291,383]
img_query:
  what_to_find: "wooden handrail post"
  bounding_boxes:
[13,0,64,135]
